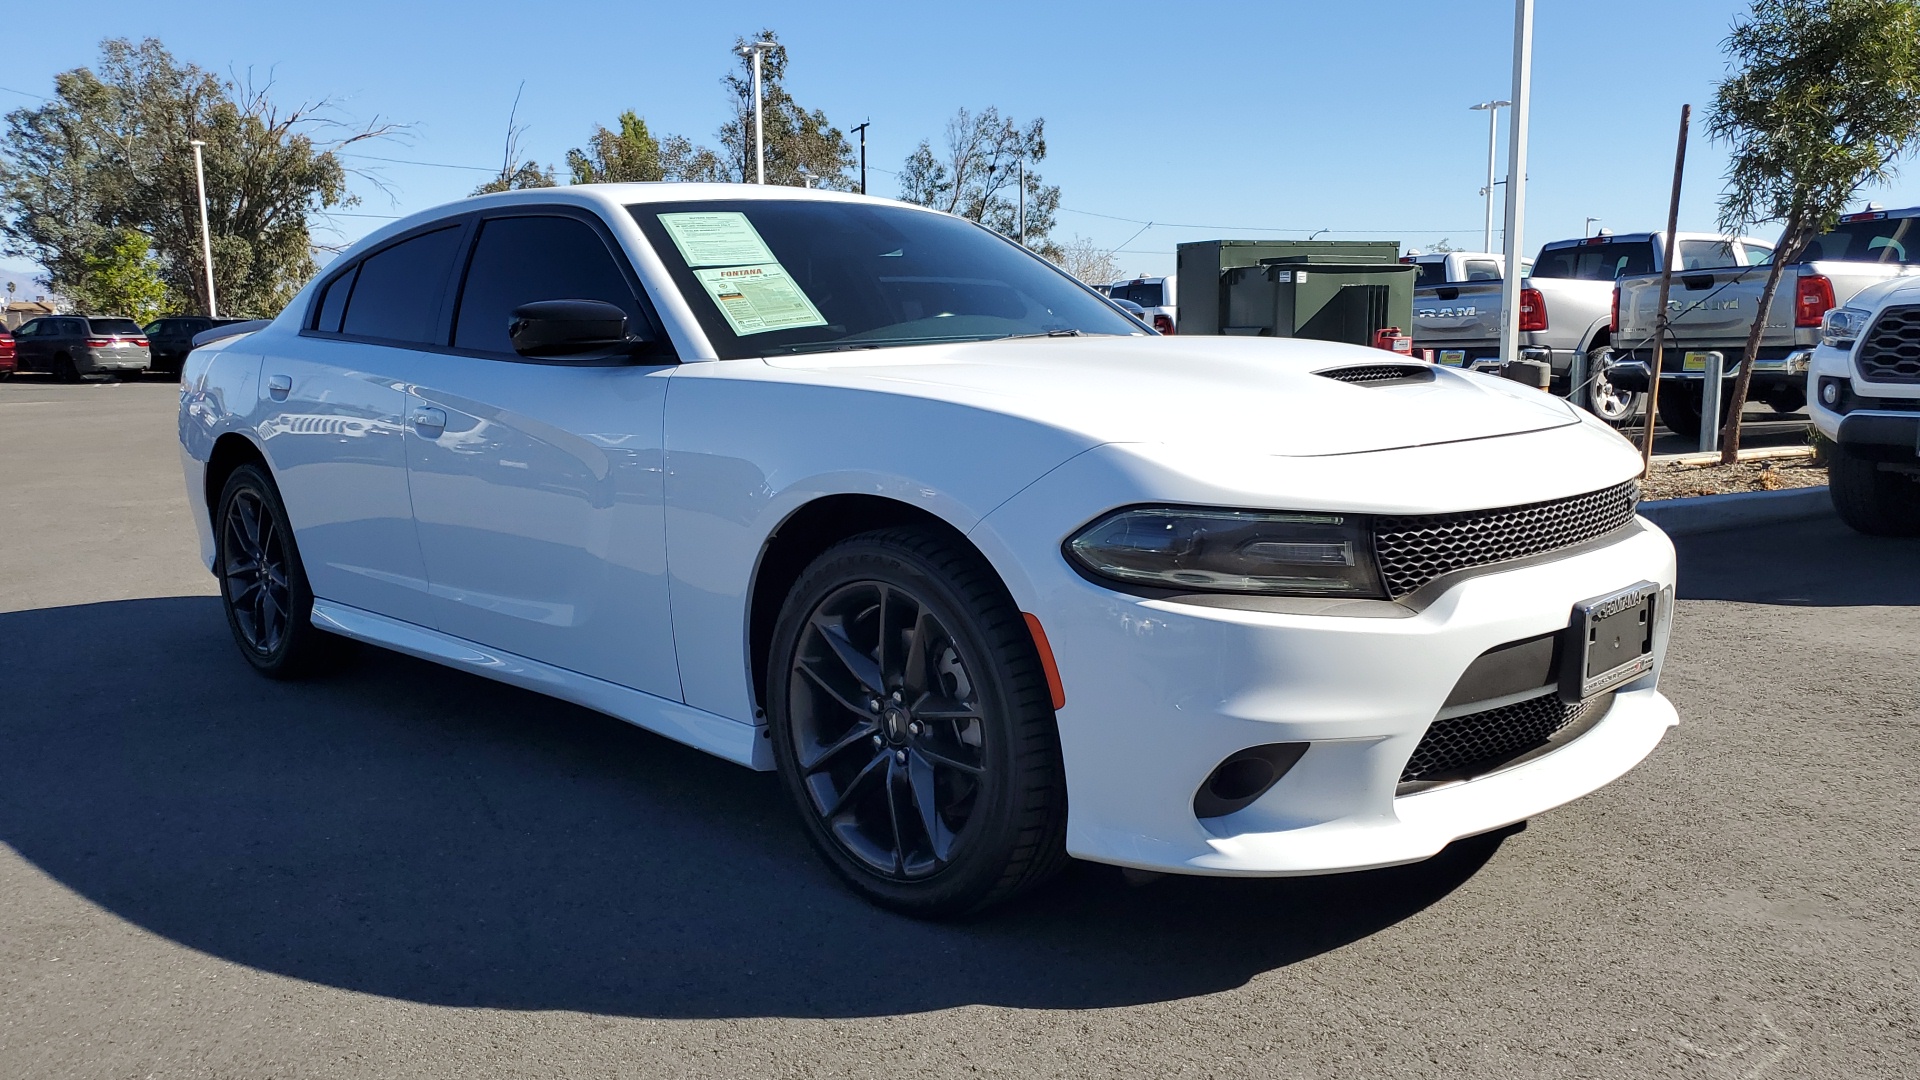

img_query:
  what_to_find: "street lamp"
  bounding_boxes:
[190,139,217,317]
[1469,100,1510,254]
[1496,0,1534,367]
[736,40,778,184]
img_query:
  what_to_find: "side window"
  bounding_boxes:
[1463,259,1499,281]
[313,264,358,333]
[453,214,642,355]
[340,225,464,345]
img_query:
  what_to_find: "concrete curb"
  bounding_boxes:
[1639,486,1833,536]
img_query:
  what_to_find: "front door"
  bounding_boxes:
[403,209,681,700]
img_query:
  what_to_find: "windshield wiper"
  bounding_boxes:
[1001,328,1084,340]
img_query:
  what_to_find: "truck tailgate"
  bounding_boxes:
[1412,282,1503,347]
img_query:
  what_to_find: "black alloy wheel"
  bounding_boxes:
[216,464,343,678]
[54,354,79,383]
[768,527,1068,917]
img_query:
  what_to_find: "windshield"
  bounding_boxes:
[87,318,143,336]
[1805,218,1919,264]
[1530,241,1656,280]
[631,200,1142,358]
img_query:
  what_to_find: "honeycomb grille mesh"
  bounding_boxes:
[1315,364,1433,385]
[1372,481,1639,598]
[1859,304,1920,383]
[1401,694,1588,785]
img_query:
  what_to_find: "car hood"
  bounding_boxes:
[760,335,1578,457]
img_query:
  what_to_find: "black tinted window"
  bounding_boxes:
[1806,218,1919,264]
[1108,281,1166,307]
[1530,241,1656,280]
[1412,261,1448,286]
[454,215,640,354]
[88,318,143,335]
[314,264,357,333]
[341,226,462,344]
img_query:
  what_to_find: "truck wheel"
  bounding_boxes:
[1828,444,1920,536]
[1765,387,1806,415]
[1583,346,1639,426]
[1657,384,1704,441]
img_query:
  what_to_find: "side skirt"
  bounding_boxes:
[309,598,772,771]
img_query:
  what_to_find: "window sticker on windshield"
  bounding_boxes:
[694,264,829,336]
[659,212,778,268]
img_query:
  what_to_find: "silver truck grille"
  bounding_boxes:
[1859,304,1920,383]
[1372,481,1640,598]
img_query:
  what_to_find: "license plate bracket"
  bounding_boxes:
[1560,581,1659,703]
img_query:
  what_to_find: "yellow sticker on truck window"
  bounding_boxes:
[659,212,778,268]
[695,264,829,336]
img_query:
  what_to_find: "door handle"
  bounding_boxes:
[267,374,291,400]
[411,406,447,434]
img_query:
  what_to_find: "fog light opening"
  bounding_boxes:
[1193,743,1309,819]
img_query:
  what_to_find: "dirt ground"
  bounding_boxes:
[1641,455,1828,500]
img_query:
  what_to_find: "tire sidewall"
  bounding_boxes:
[765,534,1045,915]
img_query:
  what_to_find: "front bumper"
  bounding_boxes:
[972,433,1675,877]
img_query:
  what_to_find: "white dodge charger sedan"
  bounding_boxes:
[179,185,1677,916]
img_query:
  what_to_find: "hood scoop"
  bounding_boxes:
[1314,362,1436,386]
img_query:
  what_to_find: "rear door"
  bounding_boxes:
[259,221,467,627]
[402,207,682,699]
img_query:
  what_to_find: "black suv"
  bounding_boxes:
[143,316,243,376]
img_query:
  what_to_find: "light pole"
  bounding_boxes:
[1016,158,1026,248]
[1496,0,1534,366]
[1469,99,1509,254]
[190,139,218,317]
[736,40,778,184]
[1585,216,1602,237]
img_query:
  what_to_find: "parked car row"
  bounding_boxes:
[0,313,245,381]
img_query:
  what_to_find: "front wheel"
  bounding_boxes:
[216,463,345,678]
[1582,346,1639,426]
[1828,443,1920,536]
[766,527,1068,917]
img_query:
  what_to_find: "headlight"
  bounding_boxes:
[1820,306,1872,348]
[1066,507,1385,597]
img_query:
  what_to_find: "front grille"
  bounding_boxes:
[1372,481,1639,598]
[1401,693,1590,785]
[1315,363,1434,385]
[1859,304,1920,383]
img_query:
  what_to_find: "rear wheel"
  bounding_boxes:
[1582,345,1639,425]
[216,464,346,678]
[1657,382,1704,442]
[54,354,80,383]
[766,527,1068,918]
[1828,444,1920,536]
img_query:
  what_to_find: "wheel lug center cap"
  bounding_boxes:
[882,706,909,743]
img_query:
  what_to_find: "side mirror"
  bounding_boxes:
[508,299,653,359]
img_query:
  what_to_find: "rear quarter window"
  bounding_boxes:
[338,225,465,344]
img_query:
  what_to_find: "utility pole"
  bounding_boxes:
[190,139,218,318]
[1016,158,1026,248]
[851,120,869,195]
[1469,100,1509,253]
[737,40,777,184]
[1496,0,1533,366]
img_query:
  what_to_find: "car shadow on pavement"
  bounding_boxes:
[1674,513,1920,606]
[0,596,1507,1019]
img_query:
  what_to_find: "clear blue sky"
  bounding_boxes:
[7,0,1919,281]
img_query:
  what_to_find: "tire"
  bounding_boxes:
[1657,382,1704,442]
[1582,345,1639,426]
[215,463,345,678]
[54,354,80,383]
[766,526,1069,918]
[1828,443,1920,536]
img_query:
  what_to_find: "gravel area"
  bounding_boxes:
[1641,457,1828,500]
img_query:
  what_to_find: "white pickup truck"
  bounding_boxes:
[1411,232,1770,424]
[1808,275,1920,534]
[1105,275,1176,334]
[1610,207,1920,440]
[1402,251,1513,287]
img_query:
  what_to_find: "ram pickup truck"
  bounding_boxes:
[1610,207,1920,440]
[1105,274,1176,334]
[1412,232,1770,424]
[1807,274,1920,534]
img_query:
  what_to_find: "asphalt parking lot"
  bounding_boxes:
[1,376,1914,1079]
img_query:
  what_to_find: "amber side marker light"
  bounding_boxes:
[1022,612,1067,710]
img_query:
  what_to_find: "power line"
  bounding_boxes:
[339,152,497,173]
[0,85,51,101]
[1059,206,1479,235]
